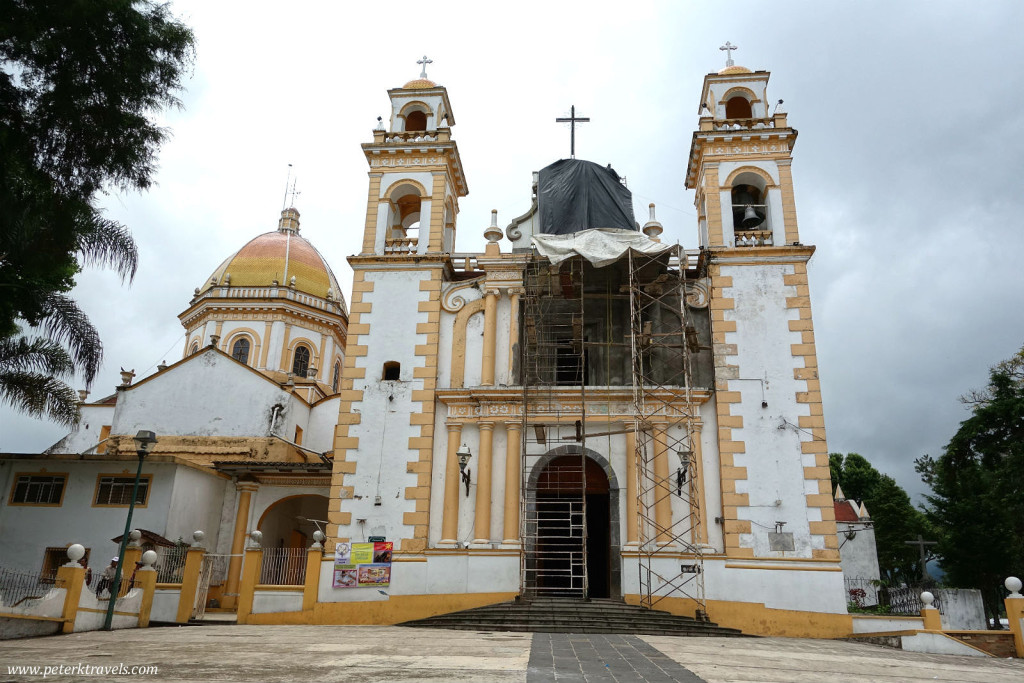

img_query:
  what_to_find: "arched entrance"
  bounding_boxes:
[257,494,329,549]
[526,448,620,599]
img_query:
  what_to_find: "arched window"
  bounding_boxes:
[292,345,310,377]
[725,96,752,120]
[405,110,427,131]
[231,338,250,364]
[190,343,199,356]
[332,361,341,393]
[731,183,766,232]
[382,361,400,381]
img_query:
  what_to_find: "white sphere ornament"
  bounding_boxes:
[141,550,157,567]
[192,530,205,545]
[129,529,142,544]
[1006,576,1022,597]
[313,530,325,543]
[920,591,935,606]
[66,544,86,563]
[249,530,263,546]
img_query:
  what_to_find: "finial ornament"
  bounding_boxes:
[417,55,433,79]
[720,41,738,67]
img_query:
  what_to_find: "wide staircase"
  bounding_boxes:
[401,597,748,637]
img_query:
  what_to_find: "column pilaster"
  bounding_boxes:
[501,421,522,545]
[472,421,496,545]
[439,422,464,546]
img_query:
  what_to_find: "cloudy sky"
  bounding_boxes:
[3,1,1023,502]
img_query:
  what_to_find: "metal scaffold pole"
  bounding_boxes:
[629,246,706,618]
[520,254,588,598]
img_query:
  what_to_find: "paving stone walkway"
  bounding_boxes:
[528,634,706,682]
[1,625,1022,682]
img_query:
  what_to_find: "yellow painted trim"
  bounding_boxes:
[624,594,853,639]
[245,591,519,626]
[90,472,153,508]
[175,547,205,623]
[256,493,328,531]
[7,470,69,507]
[225,328,262,367]
[721,164,777,191]
[724,563,842,572]
[450,298,485,388]
[285,336,319,375]
[472,421,495,544]
[0,612,63,622]
[381,177,429,202]
[254,585,304,592]
[77,608,138,616]
[260,322,274,368]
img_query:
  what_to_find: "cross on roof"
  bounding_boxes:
[555,105,590,159]
[417,55,433,79]
[720,41,738,67]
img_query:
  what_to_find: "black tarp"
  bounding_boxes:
[537,159,636,235]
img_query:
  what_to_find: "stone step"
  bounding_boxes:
[401,598,748,637]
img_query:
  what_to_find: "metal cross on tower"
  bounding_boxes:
[720,41,738,67]
[556,105,590,159]
[417,55,433,79]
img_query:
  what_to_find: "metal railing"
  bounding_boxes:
[155,546,189,584]
[258,548,307,586]
[844,578,943,614]
[0,567,60,607]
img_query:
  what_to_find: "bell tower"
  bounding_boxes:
[686,55,798,250]
[327,61,469,572]
[359,60,468,257]
[686,48,838,565]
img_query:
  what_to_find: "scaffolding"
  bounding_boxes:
[520,255,588,597]
[628,246,705,616]
[517,245,704,611]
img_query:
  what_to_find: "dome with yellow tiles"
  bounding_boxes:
[202,208,344,305]
[402,78,437,89]
[719,65,753,75]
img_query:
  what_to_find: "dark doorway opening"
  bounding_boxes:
[533,455,610,598]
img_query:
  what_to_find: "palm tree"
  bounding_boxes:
[0,335,80,426]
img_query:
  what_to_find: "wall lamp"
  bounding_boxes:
[457,444,473,496]
[676,448,692,495]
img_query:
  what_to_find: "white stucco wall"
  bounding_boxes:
[44,404,116,455]
[149,588,180,623]
[252,588,303,614]
[722,262,819,558]
[166,467,227,550]
[316,552,519,604]
[0,459,177,571]
[837,521,881,581]
[108,351,296,439]
[306,397,341,453]
[337,269,433,547]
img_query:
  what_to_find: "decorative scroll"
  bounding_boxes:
[685,278,710,309]
[440,276,484,313]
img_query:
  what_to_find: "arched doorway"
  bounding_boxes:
[527,449,619,599]
[257,494,329,549]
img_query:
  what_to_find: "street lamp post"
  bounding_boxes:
[102,430,157,631]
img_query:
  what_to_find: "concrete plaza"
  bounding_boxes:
[1,625,1022,682]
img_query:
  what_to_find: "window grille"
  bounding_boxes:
[10,475,65,505]
[95,476,150,506]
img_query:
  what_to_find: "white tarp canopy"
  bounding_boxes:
[532,228,677,268]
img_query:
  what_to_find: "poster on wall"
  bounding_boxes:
[333,541,392,588]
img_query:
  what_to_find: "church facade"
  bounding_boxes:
[1,59,853,637]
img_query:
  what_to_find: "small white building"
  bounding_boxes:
[0,209,347,609]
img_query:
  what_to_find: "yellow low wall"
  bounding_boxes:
[243,591,517,626]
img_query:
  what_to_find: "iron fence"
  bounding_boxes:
[844,578,943,614]
[155,545,189,584]
[0,567,60,607]
[258,548,307,586]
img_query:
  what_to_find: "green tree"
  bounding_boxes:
[916,346,1024,627]
[830,452,931,584]
[0,0,194,421]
